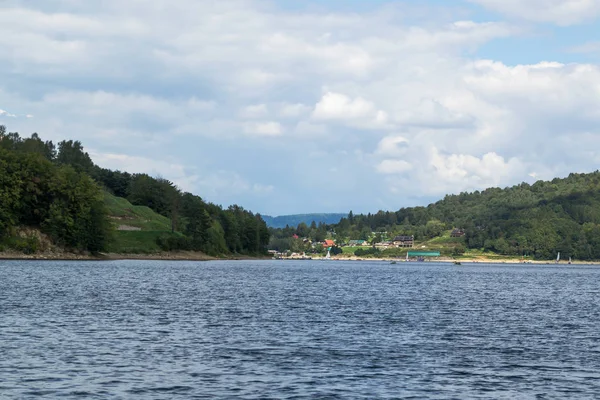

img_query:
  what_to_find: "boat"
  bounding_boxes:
[454,261,462,265]
[405,252,409,262]
[556,252,560,264]
[568,256,572,265]
[324,247,331,260]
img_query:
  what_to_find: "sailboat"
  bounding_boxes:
[405,252,409,262]
[556,252,560,264]
[568,256,572,265]
[325,247,331,260]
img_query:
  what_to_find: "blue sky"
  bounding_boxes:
[2,0,600,215]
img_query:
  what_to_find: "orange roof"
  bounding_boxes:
[323,239,335,247]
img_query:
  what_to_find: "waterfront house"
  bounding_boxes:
[323,239,335,248]
[393,235,414,248]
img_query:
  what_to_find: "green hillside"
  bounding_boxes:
[0,126,269,257]
[104,192,171,231]
[103,192,181,254]
[328,172,600,260]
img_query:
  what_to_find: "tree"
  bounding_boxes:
[56,140,94,174]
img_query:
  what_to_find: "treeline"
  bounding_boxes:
[268,221,330,253]
[0,126,270,255]
[0,127,109,252]
[325,173,600,260]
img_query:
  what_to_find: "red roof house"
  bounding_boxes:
[323,239,335,248]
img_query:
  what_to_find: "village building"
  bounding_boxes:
[393,235,414,248]
[322,239,335,248]
[451,229,466,237]
[375,241,394,249]
[347,239,367,247]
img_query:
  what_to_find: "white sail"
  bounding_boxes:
[406,252,409,262]
[556,252,560,262]
[325,248,331,259]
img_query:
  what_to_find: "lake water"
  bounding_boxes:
[2,260,600,399]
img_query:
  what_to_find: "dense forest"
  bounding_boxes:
[0,125,270,256]
[272,172,600,261]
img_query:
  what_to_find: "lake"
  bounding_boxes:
[2,260,600,398]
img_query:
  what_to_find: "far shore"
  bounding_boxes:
[274,255,599,265]
[1,251,596,265]
[0,251,269,262]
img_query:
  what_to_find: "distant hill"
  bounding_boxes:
[325,171,600,260]
[262,213,347,228]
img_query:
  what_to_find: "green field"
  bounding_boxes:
[104,192,172,231]
[104,192,177,253]
[341,246,370,255]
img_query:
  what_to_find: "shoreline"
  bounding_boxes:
[0,251,595,265]
[274,256,598,265]
[0,251,269,262]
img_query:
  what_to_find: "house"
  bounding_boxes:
[393,235,414,248]
[348,239,367,247]
[323,239,335,248]
[451,229,465,237]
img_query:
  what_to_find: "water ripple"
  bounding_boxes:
[2,260,600,398]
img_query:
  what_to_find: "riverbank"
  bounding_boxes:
[0,250,269,261]
[1,251,594,264]
[275,255,598,265]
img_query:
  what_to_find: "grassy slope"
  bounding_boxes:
[104,192,180,253]
[104,192,171,231]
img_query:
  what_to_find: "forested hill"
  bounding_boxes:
[262,213,346,228]
[328,172,600,260]
[0,125,270,256]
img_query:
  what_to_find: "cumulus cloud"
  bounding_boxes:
[239,104,269,119]
[243,121,283,137]
[377,160,413,174]
[2,0,600,213]
[312,91,389,129]
[279,103,311,119]
[313,92,375,120]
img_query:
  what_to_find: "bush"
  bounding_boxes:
[5,235,40,254]
[355,247,381,257]
[452,245,466,256]
[156,234,190,252]
[331,246,343,255]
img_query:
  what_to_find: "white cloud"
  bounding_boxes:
[313,92,376,120]
[2,0,600,213]
[376,135,410,157]
[240,104,268,119]
[0,109,17,117]
[279,103,311,118]
[469,0,600,25]
[243,121,283,136]
[311,91,389,129]
[377,159,413,174]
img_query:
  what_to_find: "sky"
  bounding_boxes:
[2,0,600,216]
